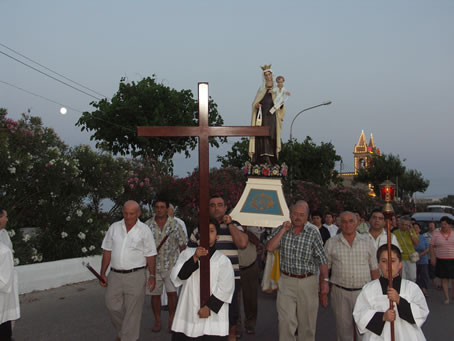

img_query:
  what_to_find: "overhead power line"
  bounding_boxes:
[0,42,108,99]
[0,79,83,113]
[0,79,136,133]
[0,50,102,101]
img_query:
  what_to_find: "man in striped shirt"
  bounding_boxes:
[188,196,248,341]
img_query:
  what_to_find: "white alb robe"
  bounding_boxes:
[353,278,428,341]
[171,247,234,337]
[0,242,20,324]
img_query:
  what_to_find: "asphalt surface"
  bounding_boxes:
[13,280,453,341]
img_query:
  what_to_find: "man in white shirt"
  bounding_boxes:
[100,201,157,341]
[323,212,338,237]
[368,208,401,251]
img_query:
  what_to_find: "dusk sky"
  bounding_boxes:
[1,1,453,198]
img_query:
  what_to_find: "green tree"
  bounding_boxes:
[354,153,429,198]
[216,137,342,186]
[216,137,249,168]
[354,153,406,196]
[399,169,430,200]
[281,137,342,186]
[76,76,225,170]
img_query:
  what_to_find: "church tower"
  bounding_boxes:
[353,130,380,175]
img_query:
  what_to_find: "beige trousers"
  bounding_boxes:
[330,285,361,341]
[106,269,147,341]
[277,274,319,341]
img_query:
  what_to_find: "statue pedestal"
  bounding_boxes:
[230,177,289,228]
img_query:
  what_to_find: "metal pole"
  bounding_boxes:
[289,101,332,141]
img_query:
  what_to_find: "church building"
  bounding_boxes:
[339,130,381,195]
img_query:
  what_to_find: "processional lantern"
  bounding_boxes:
[380,180,396,341]
[380,180,396,214]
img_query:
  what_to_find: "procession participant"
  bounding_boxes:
[323,212,338,238]
[188,196,248,341]
[237,226,262,335]
[368,209,401,251]
[353,244,429,341]
[311,210,330,245]
[325,211,379,341]
[100,200,157,341]
[413,223,430,296]
[266,200,329,341]
[393,216,419,282]
[0,209,12,250]
[430,216,454,304]
[171,218,235,340]
[423,221,437,287]
[0,209,20,341]
[146,199,187,332]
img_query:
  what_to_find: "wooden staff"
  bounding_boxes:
[82,261,105,284]
[384,211,395,341]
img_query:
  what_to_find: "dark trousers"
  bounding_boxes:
[229,281,240,328]
[238,262,259,331]
[417,263,430,290]
[0,320,12,341]
[173,331,227,340]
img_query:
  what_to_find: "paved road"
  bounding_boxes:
[14,280,452,340]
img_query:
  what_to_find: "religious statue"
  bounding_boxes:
[248,65,289,165]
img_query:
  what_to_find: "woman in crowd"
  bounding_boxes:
[430,216,454,304]
[413,223,430,296]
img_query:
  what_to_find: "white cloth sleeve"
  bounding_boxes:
[171,248,195,288]
[403,281,429,328]
[143,226,157,257]
[211,255,235,304]
[0,246,13,293]
[353,282,381,335]
[101,224,114,251]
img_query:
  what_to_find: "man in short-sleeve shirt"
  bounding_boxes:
[100,201,157,341]
[266,201,329,341]
[325,211,379,341]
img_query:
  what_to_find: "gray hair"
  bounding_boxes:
[340,211,357,224]
[399,216,412,223]
[123,200,140,212]
[290,200,309,215]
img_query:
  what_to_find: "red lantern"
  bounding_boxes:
[380,180,395,202]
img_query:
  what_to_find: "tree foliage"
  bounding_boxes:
[217,137,342,186]
[354,153,429,199]
[280,137,342,186]
[216,138,249,169]
[76,76,225,170]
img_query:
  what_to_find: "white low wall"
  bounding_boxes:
[16,255,102,294]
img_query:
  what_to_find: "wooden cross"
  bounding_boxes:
[138,83,269,305]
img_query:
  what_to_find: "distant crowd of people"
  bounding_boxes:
[2,199,454,341]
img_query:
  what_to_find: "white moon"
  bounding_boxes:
[60,107,67,115]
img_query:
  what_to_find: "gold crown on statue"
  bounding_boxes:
[261,64,272,71]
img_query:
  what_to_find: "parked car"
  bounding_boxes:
[426,205,454,215]
[411,212,454,232]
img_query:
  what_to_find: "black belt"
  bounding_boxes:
[281,270,313,279]
[111,266,146,274]
[240,261,256,271]
[334,284,362,291]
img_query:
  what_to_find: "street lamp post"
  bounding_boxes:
[289,101,332,141]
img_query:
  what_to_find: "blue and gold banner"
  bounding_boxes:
[241,189,283,216]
